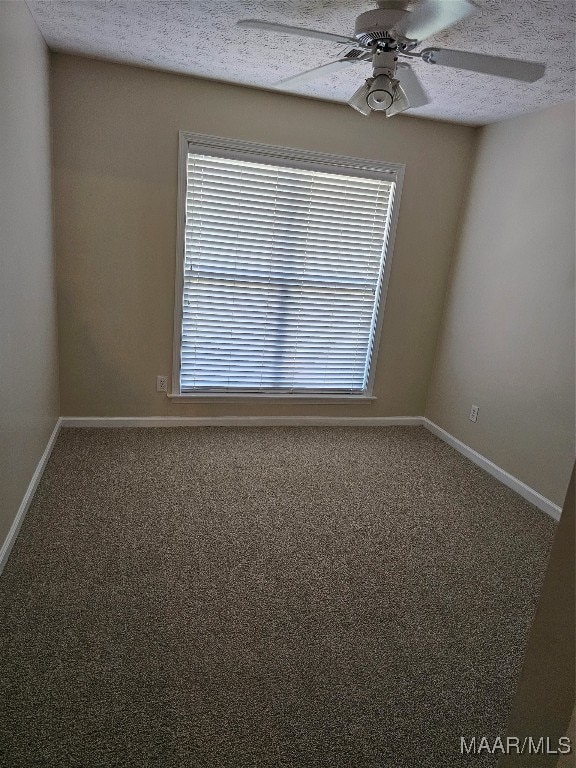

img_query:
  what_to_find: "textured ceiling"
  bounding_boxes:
[27,0,575,124]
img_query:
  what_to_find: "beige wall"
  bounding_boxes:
[427,101,575,505]
[500,466,574,767]
[51,54,477,419]
[0,3,60,549]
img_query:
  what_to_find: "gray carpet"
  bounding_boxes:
[0,426,556,768]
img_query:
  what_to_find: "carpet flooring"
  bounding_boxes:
[0,426,556,768]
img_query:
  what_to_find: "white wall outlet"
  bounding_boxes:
[469,405,479,423]
[156,375,168,393]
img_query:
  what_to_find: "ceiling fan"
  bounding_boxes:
[238,0,546,117]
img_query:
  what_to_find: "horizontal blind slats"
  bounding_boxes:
[186,214,387,239]
[188,156,392,188]
[186,193,390,216]
[180,151,393,392]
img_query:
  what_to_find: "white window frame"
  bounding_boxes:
[170,132,404,403]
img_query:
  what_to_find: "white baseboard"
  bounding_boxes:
[423,418,562,521]
[0,417,62,576]
[60,416,423,428]
[2,416,557,576]
[60,415,561,519]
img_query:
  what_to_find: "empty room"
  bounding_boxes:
[0,1,574,766]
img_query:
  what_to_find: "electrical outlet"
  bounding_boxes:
[156,375,168,393]
[469,405,479,423]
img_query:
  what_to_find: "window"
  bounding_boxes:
[172,133,403,400]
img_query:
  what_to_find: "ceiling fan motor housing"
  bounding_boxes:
[354,7,409,46]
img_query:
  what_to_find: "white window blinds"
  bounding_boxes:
[179,147,396,394]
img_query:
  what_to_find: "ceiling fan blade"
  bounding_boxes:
[237,19,357,45]
[391,0,477,42]
[275,58,362,88]
[420,47,546,82]
[395,63,429,108]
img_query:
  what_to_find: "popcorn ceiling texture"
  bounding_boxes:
[0,426,555,767]
[27,0,575,124]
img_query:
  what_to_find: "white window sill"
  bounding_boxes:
[168,393,376,404]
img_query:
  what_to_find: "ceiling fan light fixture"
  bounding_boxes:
[366,74,395,110]
[348,79,373,115]
[386,82,410,117]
